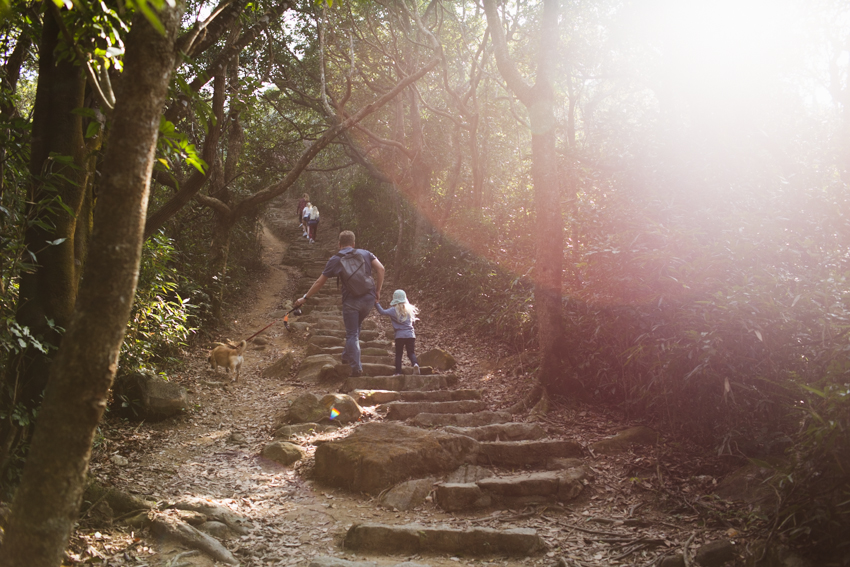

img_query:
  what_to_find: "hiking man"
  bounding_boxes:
[294,230,384,377]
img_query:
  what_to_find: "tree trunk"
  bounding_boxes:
[529,93,565,395]
[0,5,88,472]
[483,0,568,400]
[0,3,183,565]
[208,211,235,321]
[408,87,432,257]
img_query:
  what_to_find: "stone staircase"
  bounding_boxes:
[267,212,798,567]
[277,220,593,562]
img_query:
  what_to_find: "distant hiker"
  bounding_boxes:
[297,193,309,236]
[375,289,420,376]
[307,204,320,244]
[294,230,384,377]
[302,202,313,238]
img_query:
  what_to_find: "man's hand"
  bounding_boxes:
[294,296,306,307]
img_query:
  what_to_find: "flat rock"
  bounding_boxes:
[590,426,657,455]
[112,372,187,421]
[445,464,495,484]
[262,352,295,378]
[353,389,482,406]
[417,348,457,370]
[412,411,512,428]
[313,329,380,341]
[308,335,344,348]
[343,523,545,556]
[283,393,326,424]
[297,354,338,383]
[313,422,477,493]
[341,374,458,393]
[436,469,585,511]
[442,423,547,442]
[320,393,362,424]
[478,469,585,501]
[379,478,434,511]
[386,400,488,421]
[360,363,433,377]
[261,441,305,466]
[694,539,737,567]
[275,423,339,439]
[433,483,491,512]
[477,440,584,467]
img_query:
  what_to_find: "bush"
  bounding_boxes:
[120,232,198,373]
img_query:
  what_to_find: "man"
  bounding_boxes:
[294,230,384,377]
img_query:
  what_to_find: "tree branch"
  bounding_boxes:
[481,0,533,105]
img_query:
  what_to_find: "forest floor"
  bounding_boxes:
[72,200,758,567]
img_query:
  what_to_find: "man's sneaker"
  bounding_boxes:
[413,364,420,375]
[351,370,362,378]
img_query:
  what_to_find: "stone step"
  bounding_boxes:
[385,400,489,421]
[334,354,394,365]
[434,469,586,512]
[340,374,458,393]
[411,411,512,428]
[441,422,548,442]
[343,523,544,557]
[300,296,339,306]
[300,305,342,315]
[475,440,584,467]
[313,423,477,493]
[359,363,432,377]
[313,329,381,341]
[307,344,389,357]
[352,389,482,406]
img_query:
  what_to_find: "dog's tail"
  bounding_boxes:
[235,340,247,354]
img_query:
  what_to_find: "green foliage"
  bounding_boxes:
[120,232,198,373]
[769,377,850,556]
[157,118,207,174]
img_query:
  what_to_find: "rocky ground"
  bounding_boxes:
[66,198,808,567]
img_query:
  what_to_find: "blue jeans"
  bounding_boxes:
[342,294,375,374]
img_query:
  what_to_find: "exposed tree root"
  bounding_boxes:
[509,379,546,415]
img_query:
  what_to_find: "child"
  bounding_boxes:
[302,202,312,238]
[297,193,309,236]
[307,204,320,243]
[375,290,420,375]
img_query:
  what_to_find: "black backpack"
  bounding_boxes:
[336,249,374,297]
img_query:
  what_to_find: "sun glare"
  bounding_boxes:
[634,0,799,112]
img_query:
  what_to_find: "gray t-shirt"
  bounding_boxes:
[322,247,377,302]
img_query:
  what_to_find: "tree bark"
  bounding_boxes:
[483,0,568,397]
[0,5,89,471]
[0,3,183,565]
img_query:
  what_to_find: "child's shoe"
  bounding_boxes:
[413,364,420,375]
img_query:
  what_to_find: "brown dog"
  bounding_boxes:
[208,340,246,382]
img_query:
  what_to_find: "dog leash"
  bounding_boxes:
[244,306,302,342]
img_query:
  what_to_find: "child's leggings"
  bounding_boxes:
[394,338,418,374]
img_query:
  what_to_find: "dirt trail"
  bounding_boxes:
[78,201,743,567]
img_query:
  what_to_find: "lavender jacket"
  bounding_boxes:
[375,303,416,339]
